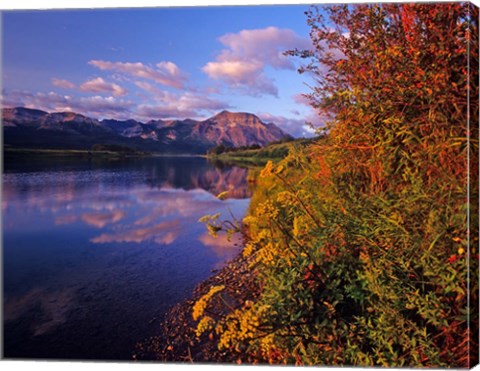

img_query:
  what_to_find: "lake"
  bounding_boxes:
[2,156,251,360]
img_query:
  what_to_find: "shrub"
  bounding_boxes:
[193,2,478,367]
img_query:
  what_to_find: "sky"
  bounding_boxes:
[1,4,325,137]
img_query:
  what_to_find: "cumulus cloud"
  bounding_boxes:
[203,60,278,96]
[4,85,228,121]
[79,77,127,97]
[134,84,231,119]
[75,96,133,118]
[136,105,197,120]
[257,111,324,138]
[89,60,187,89]
[134,81,159,95]
[51,78,76,89]
[203,27,310,97]
[217,27,309,69]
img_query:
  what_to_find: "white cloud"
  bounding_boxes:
[218,27,308,69]
[5,90,134,119]
[136,104,196,119]
[134,81,160,95]
[257,111,324,138]
[203,27,310,97]
[4,85,229,121]
[134,84,231,119]
[79,77,127,97]
[203,59,278,96]
[51,78,76,89]
[89,60,187,89]
[204,59,261,83]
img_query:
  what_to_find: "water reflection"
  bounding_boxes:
[91,219,181,245]
[4,286,76,337]
[3,156,251,360]
[81,209,126,228]
[3,156,251,201]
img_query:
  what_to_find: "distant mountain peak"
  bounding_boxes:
[213,110,256,119]
[209,111,266,129]
[216,109,231,116]
[3,107,47,121]
[3,106,293,153]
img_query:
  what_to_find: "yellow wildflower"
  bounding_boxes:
[216,191,229,200]
[195,316,215,337]
[260,161,274,178]
[192,285,225,321]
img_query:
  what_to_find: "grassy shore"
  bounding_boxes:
[142,128,477,366]
[206,138,317,168]
[207,155,275,168]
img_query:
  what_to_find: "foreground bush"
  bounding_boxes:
[194,2,478,367]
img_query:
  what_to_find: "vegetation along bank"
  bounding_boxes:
[138,2,479,367]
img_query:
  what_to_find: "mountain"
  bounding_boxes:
[188,110,288,148]
[101,118,146,138]
[2,107,292,154]
[2,107,118,150]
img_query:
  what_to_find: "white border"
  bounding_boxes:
[1,0,477,10]
[1,1,479,371]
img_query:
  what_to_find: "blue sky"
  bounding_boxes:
[2,4,323,137]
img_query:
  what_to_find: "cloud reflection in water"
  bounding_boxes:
[3,157,251,359]
[81,209,126,228]
[91,220,181,244]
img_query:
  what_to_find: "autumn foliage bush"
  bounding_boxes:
[194,2,478,367]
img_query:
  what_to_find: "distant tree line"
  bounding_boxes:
[207,137,297,156]
[91,143,138,153]
[207,143,262,155]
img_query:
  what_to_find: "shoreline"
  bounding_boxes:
[133,247,260,363]
[3,148,208,158]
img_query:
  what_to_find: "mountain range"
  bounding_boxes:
[2,107,292,154]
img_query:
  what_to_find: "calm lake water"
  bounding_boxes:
[2,156,251,360]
